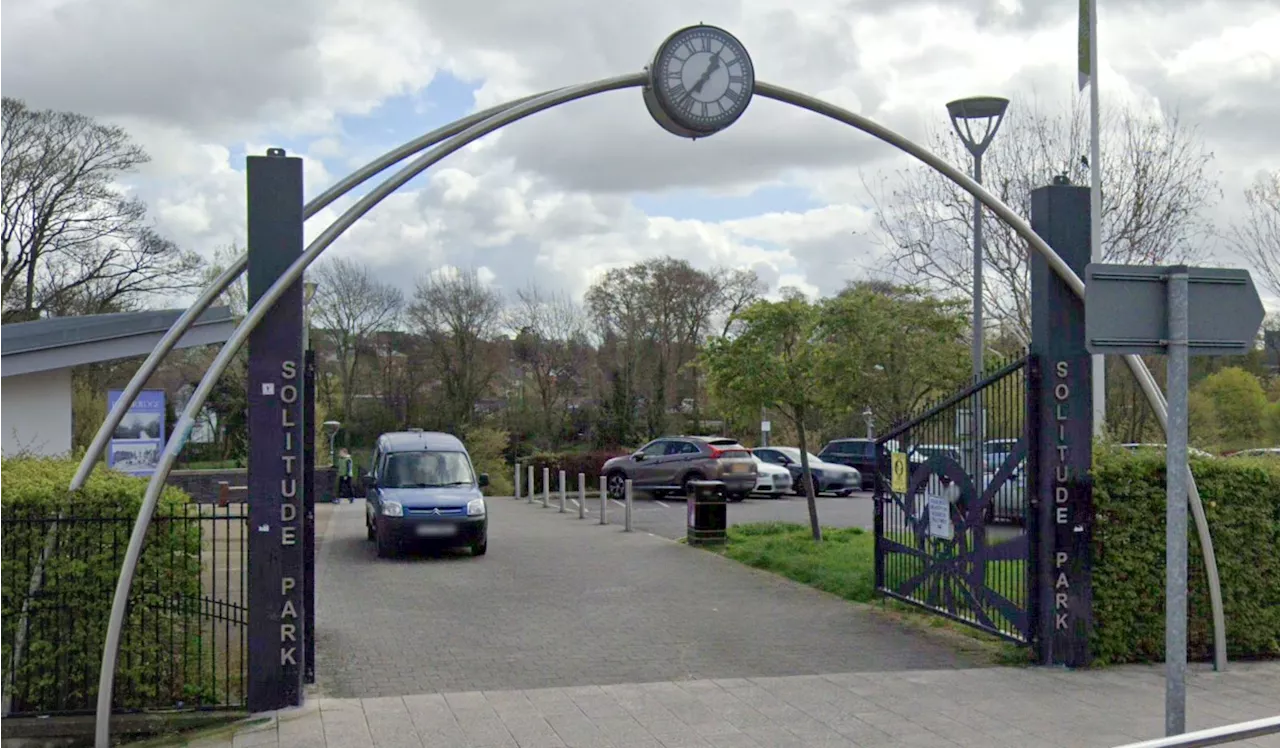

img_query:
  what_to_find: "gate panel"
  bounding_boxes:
[874,355,1035,643]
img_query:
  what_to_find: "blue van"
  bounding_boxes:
[364,430,489,558]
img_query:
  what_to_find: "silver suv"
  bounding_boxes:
[601,436,757,502]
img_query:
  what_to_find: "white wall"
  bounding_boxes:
[2,368,73,458]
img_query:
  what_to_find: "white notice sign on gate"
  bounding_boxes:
[927,494,953,540]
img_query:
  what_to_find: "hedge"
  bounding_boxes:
[1,457,211,714]
[1092,447,1280,664]
[518,450,623,492]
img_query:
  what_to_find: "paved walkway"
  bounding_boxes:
[176,662,1280,747]
[312,498,973,697]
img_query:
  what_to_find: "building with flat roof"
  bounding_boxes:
[1,307,235,458]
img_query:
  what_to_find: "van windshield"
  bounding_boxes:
[383,451,474,488]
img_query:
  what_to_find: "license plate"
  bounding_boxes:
[730,463,749,473]
[415,524,456,537]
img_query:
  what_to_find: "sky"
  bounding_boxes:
[3,0,1278,308]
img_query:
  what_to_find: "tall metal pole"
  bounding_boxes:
[972,151,985,381]
[1165,267,1190,736]
[1088,0,1106,438]
[760,405,769,447]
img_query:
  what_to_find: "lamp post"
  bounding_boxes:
[946,96,1008,379]
[322,421,341,465]
[303,280,318,350]
[947,96,1008,481]
[862,407,874,440]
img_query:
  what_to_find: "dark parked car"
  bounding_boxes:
[364,430,489,558]
[752,447,861,496]
[601,436,757,502]
[817,438,876,489]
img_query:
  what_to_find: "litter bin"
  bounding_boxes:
[687,480,728,546]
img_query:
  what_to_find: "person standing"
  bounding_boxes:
[336,448,355,503]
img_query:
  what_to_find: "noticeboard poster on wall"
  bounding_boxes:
[107,389,165,476]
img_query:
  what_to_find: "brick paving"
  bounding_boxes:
[174,662,1280,747]
[312,497,975,698]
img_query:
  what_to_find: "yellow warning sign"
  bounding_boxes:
[890,452,908,493]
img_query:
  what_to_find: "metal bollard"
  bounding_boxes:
[624,479,634,532]
[514,462,521,499]
[527,466,534,503]
[542,467,550,508]
[578,473,586,519]
[599,476,608,525]
[558,470,567,513]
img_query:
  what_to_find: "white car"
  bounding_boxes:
[752,455,792,497]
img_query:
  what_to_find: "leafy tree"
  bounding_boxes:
[702,290,825,541]
[1192,367,1268,448]
[820,282,970,432]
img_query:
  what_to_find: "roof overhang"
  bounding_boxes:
[1,308,236,378]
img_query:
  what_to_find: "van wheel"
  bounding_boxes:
[375,528,395,558]
[471,540,487,556]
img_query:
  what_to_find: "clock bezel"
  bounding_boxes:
[644,24,755,139]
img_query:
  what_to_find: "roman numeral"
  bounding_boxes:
[723,87,742,104]
[668,83,688,102]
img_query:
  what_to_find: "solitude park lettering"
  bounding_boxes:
[1052,359,1075,633]
[278,359,301,667]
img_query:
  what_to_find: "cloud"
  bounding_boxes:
[4,0,1278,314]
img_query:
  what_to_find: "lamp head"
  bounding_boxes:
[304,280,319,304]
[322,420,341,432]
[945,96,1010,158]
[946,96,1009,122]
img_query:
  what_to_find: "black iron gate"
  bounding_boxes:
[874,354,1037,643]
[2,503,248,716]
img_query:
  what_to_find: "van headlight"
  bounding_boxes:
[382,501,403,517]
[466,498,486,517]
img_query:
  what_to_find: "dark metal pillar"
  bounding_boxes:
[246,148,306,711]
[1029,179,1094,668]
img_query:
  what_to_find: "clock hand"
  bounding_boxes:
[689,54,722,95]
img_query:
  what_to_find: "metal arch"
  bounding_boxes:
[92,73,646,746]
[753,82,1226,673]
[94,72,1227,744]
[69,89,563,492]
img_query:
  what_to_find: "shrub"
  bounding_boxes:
[1092,446,1280,664]
[521,449,626,492]
[1,457,208,714]
[462,426,515,497]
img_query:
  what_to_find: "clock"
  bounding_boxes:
[643,25,755,139]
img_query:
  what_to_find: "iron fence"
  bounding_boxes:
[874,353,1036,643]
[1,503,247,716]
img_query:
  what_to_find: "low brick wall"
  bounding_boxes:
[168,467,351,503]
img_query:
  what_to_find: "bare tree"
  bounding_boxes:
[507,285,590,447]
[203,244,249,316]
[408,268,505,429]
[2,98,202,320]
[868,97,1219,344]
[1229,170,1280,298]
[714,267,767,337]
[310,257,404,419]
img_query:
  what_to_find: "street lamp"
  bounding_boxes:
[322,420,341,465]
[945,95,1009,379]
[862,407,874,440]
[303,280,318,351]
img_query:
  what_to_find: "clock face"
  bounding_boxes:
[649,25,754,137]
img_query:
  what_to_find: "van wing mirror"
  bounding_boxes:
[478,473,490,488]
